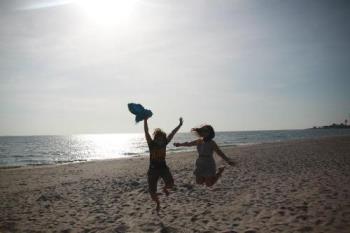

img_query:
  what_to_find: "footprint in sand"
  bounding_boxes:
[315,219,323,225]
[342,211,350,217]
[202,219,209,224]
[278,211,285,216]
[298,226,313,232]
[129,211,136,216]
[155,226,180,233]
[190,216,198,222]
[296,215,308,221]
[60,229,71,233]
[244,230,257,233]
[114,223,129,233]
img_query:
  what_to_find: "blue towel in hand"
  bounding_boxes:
[128,103,153,123]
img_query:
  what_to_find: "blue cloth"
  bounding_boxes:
[128,103,153,123]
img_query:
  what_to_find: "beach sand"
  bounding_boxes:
[1,136,350,233]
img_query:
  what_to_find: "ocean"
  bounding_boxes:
[1,129,350,167]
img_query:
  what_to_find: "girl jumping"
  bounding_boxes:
[174,125,235,187]
[144,117,183,212]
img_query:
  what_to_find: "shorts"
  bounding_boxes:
[147,166,174,194]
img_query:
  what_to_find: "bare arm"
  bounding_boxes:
[144,118,152,144]
[167,117,183,143]
[212,141,235,166]
[173,140,199,147]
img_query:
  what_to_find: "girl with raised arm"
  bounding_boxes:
[144,117,183,212]
[174,125,235,187]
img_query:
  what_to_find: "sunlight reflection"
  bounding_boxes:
[74,134,146,160]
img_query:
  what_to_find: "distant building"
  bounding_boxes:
[312,123,350,129]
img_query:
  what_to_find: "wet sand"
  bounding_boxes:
[1,136,350,233]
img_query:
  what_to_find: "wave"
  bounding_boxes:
[1,129,350,167]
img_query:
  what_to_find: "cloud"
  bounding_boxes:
[0,0,349,134]
[15,0,72,11]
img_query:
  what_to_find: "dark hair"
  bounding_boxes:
[191,125,215,142]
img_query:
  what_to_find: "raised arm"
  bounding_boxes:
[144,118,152,144]
[167,117,183,143]
[212,141,235,166]
[173,140,199,147]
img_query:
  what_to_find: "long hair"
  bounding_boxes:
[191,125,215,142]
[153,128,167,145]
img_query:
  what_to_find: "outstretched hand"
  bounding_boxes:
[173,143,180,147]
[179,117,183,126]
[227,159,236,166]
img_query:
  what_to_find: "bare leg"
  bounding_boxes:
[162,167,174,197]
[196,176,205,185]
[162,187,169,196]
[205,166,225,187]
[150,193,160,213]
[162,183,173,196]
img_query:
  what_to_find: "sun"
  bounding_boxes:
[74,0,138,27]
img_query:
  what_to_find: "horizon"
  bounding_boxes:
[1,127,348,137]
[1,0,350,135]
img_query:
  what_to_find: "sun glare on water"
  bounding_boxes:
[74,0,138,27]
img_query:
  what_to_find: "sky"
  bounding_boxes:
[0,0,349,135]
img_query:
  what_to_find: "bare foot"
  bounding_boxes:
[217,166,225,177]
[163,187,170,196]
[156,202,160,213]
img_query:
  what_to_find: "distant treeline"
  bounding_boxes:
[312,123,350,129]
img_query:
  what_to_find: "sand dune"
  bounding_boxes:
[1,136,350,232]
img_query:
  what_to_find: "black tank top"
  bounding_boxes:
[148,141,167,169]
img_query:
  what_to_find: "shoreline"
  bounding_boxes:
[1,135,348,171]
[1,136,350,232]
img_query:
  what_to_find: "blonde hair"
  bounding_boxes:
[153,128,167,140]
